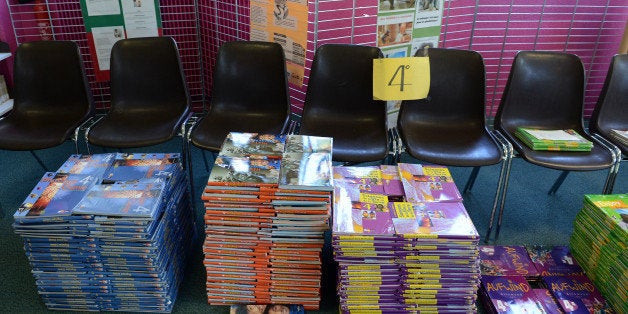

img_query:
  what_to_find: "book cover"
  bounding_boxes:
[14,173,99,220]
[333,166,384,194]
[526,245,585,276]
[532,288,565,313]
[479,246,540,278]
[220,132,286,158]
[481,275,545,314]
[208,155,281,185]
[57,153,116,180]
[103,153,181,182]
[542,275,613,314]
[515,128,593,151]
[278,152,332,191]
[72,180,165,218]
[380,165,404,198]
[397,163,462,203]
[284,134,332,154]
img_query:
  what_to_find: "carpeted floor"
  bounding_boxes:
[0,139,625,313]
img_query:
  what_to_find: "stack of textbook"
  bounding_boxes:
[332,163,480,313]
[570,194,628,314]
[202,132,332,310]
[609,129,628,147]
[514,127,593,151]
[13,153,195,312]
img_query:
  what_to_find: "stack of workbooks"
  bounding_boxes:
[570,194,627,314]
[514,127,593,151]
[202,133,332,310]
[332,163,481,313]
[609,129,628,147]
[12,153,195,312]
[479,245,614,313]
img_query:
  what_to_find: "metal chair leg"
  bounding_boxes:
[548,171,569,195]
[486,130,513,243]
[463,167,481,194]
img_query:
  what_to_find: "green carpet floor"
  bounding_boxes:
[1,139,625,313]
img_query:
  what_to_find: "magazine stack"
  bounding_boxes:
[202,133,332,310]
[478,245,615,313]
[609,129,628,147]
[570,194,627,314]
[12,153,195,312]
[332,163,481,313]
[514,127,593,151]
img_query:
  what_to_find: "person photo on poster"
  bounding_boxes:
[273,0,289,20]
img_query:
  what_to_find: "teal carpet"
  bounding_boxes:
[0,139,625,313]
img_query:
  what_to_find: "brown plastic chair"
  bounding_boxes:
[397,48,513,242]
[493,51,620,239]
[85,37,191,152]
[588,54,627,194]
[0,40,94,170]
[299,44,388,163]
[186,41,291,199]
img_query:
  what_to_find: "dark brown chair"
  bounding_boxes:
[299,44,388,163]
[186,41,291,198]
[397,48,513,242]
[494,51,620,239]
[85,37,190,152]
[0,40,93,170]
[588,54,627,193]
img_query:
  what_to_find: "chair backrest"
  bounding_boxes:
[494,51,586,134]
[109,37,189,117]
[301,44,385,123]
[13,40,93,121]
[299,44,388,162]
[209,41,290,120]
[589,54,628,137]
[399,48,486,132]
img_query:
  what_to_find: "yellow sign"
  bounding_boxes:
[373,56,430,101]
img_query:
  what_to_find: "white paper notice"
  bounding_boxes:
[92,26,125,71]
[121,0,159,38]
[85,0,120,16]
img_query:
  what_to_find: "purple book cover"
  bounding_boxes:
[533,288,564,313]
[333,166,385,194]
[397,163,462,204]
[380,165,404,197]
[542,275,613,314]
[480,246,540,278]
[481,275,544,314]
[526,245,584,276]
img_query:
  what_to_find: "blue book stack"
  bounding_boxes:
[13,153,196,312]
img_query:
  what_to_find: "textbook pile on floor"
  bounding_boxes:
[570,194,627,314]
[202,132,333,310]
[332,163,480,313]
[478,244,614,314]
[13,153,196,312]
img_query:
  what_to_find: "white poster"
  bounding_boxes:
[85,0,120,16]
[92,26,125,70]
[121,0,159,38]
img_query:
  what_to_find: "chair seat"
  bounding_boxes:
[190,113,287,152]
[88,111,187,148]
[300,118,388,163]
[506,133,615,171]
[402,128,503,167]
[0,112,83,150]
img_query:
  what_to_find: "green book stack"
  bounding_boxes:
[569,194,628,314]
[514,127,593,151]
[609,129,628,147]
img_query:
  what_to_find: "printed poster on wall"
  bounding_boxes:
[376,0,444,128]
[250,0,308,87]
[80,0,163,81]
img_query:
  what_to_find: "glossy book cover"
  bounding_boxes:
[481,275,546,314]
[397,163,462,204]
[542,275,613,314]
[479,246,540,278]
[220,132,286,158]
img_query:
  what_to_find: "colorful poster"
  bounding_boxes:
[250,0,308,86]
[80,0,162,81]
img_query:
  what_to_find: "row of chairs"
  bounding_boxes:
[0,37,625,243]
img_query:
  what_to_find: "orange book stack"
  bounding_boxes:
[202,133,333,310]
